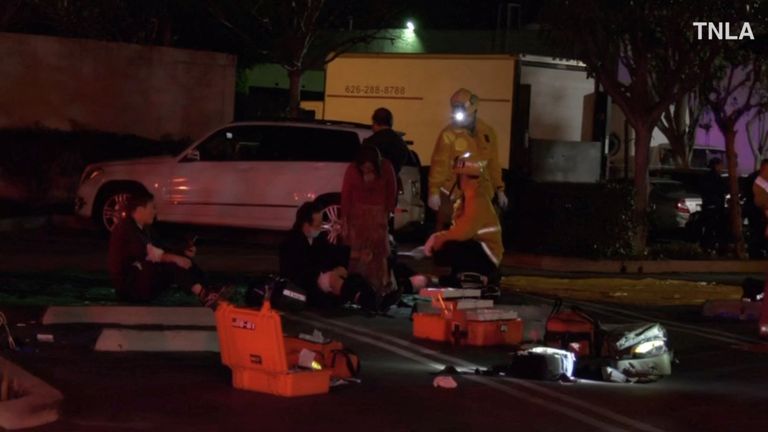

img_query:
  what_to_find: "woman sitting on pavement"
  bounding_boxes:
[279,201,376,310]
[425,153,504,294]
[107,191,222,308]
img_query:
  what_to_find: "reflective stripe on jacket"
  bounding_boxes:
[441,189,503,266]
[428,118,504,199]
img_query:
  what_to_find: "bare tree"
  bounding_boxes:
[657,91,706,168]
[747,110,768,170]
[23,0,181,45]
[541,0,728,252]
[209,0,396,118]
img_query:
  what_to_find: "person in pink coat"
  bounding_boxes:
[341,144,397,295]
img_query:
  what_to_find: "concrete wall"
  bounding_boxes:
[520,64,595,142]
[0,32,236,141]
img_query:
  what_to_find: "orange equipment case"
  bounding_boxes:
[215,301,333,397]
[413,294,523,346]
[464,319,523,346]
[413,312,457,342]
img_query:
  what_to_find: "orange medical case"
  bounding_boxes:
[464,319,523,346]
[215,301,332,397]
[413,312,455,342]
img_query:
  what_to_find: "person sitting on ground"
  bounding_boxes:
[107,191,221,307]
[279,201,376,309]
[425,153,503,289]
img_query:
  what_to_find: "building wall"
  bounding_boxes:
[520,64,595,142]
[0,32,236,141]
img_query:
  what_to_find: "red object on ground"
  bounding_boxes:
[545,309,596,357]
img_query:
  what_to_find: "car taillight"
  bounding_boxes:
[676,200,690,214]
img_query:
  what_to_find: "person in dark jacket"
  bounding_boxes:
[362,107,409,175]
[744,167,766,257]
[699,157,728,253]
[280,202,373,308]
[107,191,220,307]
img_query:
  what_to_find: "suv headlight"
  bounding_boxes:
[81,168,103,184]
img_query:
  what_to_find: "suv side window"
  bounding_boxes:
[195,125,361,162]
[252,126,360,162]
[194,126,269,162]
[195,128,241,162]
[300,128,360,162]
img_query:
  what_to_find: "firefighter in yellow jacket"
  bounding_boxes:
[428,88,507,229]
[425,153,503,284]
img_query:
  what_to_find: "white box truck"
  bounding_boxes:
[322,54,516,168]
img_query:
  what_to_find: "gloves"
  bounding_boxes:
[424,232,447,256]
[317,271,332,293]
[496,190,509,210]
[424,233,437,257]
[428,193,442,211]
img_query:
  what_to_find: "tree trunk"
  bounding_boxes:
[632,126,652,254]
[288,69,302,118]
[668,134,690,169]
[672,97,690,168]
[724,128,747,259]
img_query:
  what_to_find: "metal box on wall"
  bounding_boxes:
[529,139,603,183]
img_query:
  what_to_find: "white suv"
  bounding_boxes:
[75,120,425,236]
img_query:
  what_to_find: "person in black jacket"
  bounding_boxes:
[744,168,767,258]
[362,107,409,175]
[279,202,356,307]
[107,191,220,307]
[699,157,728,253]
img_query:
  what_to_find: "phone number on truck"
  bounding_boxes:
[344,85,408,96]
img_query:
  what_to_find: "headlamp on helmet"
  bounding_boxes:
[453,107,467,123]
[450,88,478,125]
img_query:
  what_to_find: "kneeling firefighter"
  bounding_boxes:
[425,153,503,289]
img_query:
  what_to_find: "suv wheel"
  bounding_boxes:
[316,195,342,244]
[98,191,132,232]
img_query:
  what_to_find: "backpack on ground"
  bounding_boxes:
[482,346,575,381]
[545,298,597,357]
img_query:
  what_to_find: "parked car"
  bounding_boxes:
[75,120,425,235]
[649,178,702,233]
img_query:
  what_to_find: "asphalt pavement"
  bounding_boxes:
[1,226,768,431]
